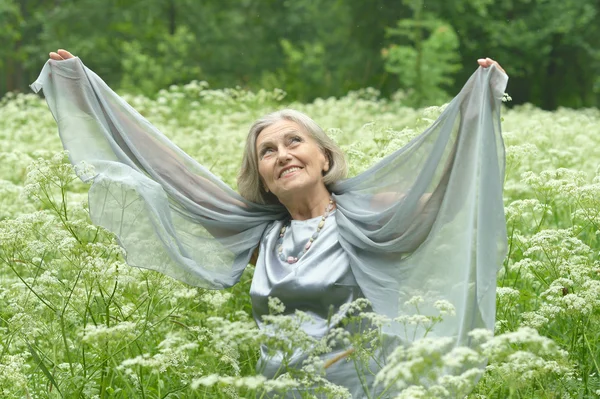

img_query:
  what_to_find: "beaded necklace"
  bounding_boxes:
[277,198,335,264]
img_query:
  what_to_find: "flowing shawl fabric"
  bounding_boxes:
[32,58,507,350]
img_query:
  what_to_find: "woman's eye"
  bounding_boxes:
[261,148,273,158]
[290,136,302,143]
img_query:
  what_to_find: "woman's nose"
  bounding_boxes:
[277,147,291,164]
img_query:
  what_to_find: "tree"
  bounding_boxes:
[382,0,461,107]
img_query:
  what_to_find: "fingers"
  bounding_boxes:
[477,57,506,74]
[49,52,64,61]
[48,49,75,61]
[485,58,506,74]
[57,49,74,59]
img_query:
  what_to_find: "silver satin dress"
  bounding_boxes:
[250,211,387,398]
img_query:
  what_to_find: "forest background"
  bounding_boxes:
[1,0,599,109]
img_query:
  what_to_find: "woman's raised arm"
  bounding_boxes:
[33,51,284,288]
[331,63,508,350]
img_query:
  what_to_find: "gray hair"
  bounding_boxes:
[237,109,347,204]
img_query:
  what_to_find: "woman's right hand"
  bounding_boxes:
[49,49,75,61]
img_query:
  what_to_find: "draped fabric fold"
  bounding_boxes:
[331,67,508,343]
[31,58,286,289]
[32,58,507,347]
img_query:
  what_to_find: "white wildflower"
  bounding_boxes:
[433,299,456,316]
[404,295,425,307]
[268,296,286,314]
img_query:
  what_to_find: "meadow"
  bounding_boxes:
[0,79,599,398]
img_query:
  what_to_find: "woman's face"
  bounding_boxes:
[256,119,329,200]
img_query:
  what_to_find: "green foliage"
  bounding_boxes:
[382,0,461,107]
[120,27,202,96]
[383,14,461,107]
[438,0,600,108]
[260,39,328,101]
[2,0,599,108]
[0,0,23,60]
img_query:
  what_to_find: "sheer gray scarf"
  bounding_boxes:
[32,58,508,347]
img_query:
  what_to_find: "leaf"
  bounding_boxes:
[26,341,63,397]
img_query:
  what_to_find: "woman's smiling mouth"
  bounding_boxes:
[279,166,303,178]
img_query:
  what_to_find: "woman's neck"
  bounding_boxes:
[279,185,332,220]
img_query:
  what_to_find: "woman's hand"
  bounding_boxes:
[49,49,75,61]
[477,57,505,75]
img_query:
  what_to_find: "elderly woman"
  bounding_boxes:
[34,49,508,397]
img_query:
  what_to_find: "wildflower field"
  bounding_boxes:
[0,81,599,398]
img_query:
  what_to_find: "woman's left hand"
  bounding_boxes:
[477,57,506,75]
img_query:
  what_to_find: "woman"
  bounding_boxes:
[35,49,508,397]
